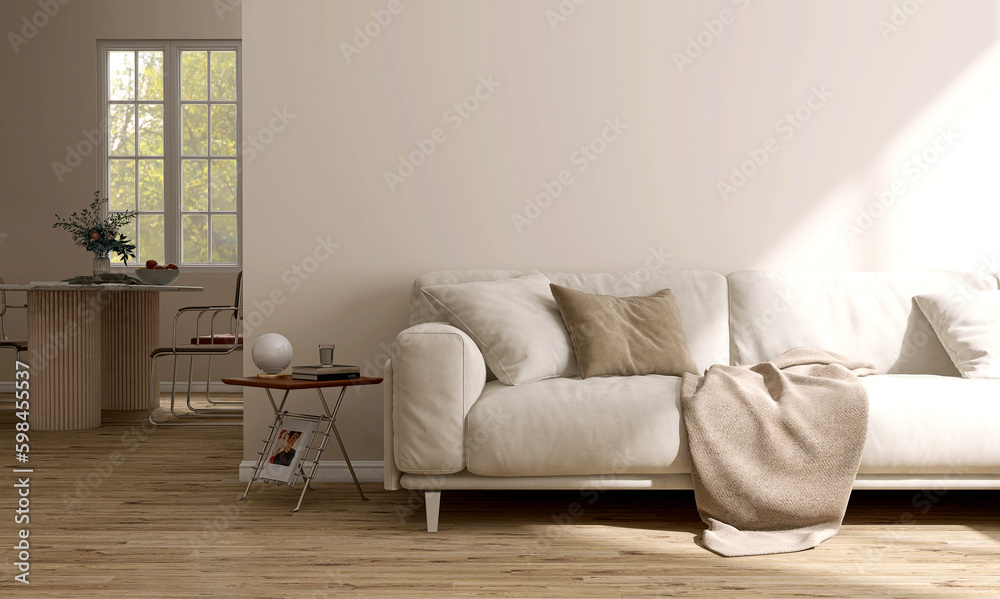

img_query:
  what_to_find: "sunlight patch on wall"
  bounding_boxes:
[873,44,1000,270]
[749,182,865,271]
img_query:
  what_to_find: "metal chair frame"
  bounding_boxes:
[0,277,28,409]
[0,277,27,364]
[148,272,244,426]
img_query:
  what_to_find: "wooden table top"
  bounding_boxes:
[221,376,383,390]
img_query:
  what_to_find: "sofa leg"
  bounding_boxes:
[425,491,441,533]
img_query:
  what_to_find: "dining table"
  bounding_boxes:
[0,281,202,430]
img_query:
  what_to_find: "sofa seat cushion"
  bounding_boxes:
[466,376,691,477]
[464,373,1000,479]
[859,375,1000,474]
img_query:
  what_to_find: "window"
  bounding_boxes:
[99,41,241,268]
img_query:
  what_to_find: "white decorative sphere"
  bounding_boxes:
[252,333,293,374]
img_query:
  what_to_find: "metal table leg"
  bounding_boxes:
[320,387,368,501]
[290,411,332,512]
[239,389,288,502]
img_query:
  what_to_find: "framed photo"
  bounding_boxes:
[260,417,317,484]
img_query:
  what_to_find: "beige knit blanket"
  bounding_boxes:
[680,347,875,557]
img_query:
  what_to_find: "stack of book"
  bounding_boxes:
[291,364,361,381]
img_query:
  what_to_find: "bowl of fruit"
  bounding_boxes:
[135,260,180,285]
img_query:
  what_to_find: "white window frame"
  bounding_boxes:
[97,39,243,272]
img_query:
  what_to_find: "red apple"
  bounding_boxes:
[145,259,158,269]
[154,264,166,270]
[165,263,179,270]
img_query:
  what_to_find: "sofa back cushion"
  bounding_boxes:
[411,270,730,372]
[728,271,999,374]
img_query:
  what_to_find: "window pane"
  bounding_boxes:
[109,51,135,101]
[211,51,237,101]
[108,104,136,156]
[110,221,137,265]
[138,214,165,264]
[211,160,237,211]
[182,104,208,156]
[138,159,163,211]
[108,160,135,211]
[211,105,237,156]
[137,51,163,100]
[182,214,209,263]
[182,159,208,211]
[138,104,164,156]
[211,215,238,263]
[181,51,207,101]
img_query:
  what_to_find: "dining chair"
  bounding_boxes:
[0,277,28,364]
[147,271,243,426]
[0,277,27,411]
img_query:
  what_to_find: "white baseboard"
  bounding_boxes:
[239,460,384,483]
[0,381,235,393]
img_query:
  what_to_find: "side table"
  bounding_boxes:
[222,375,383,512]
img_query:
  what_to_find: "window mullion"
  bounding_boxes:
[97,44,108,234]
[207,51,213,264]
[163,43,180,265]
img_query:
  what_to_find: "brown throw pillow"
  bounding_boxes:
[549,284,699,378]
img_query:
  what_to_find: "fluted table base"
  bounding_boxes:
[28,290,103,430]
[101,291,158,410]
[27,289,160,430]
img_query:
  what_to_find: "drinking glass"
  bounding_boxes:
[319,344,335,366]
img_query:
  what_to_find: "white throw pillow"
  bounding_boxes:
[914,291,1000,379]
[421,271,578,385]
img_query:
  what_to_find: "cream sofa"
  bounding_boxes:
[383,270,1000,531]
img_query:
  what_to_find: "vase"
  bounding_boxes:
[93,254,111,277]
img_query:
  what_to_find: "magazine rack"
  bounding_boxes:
[222,376,383,512]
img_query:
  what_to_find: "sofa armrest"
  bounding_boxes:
[387,323,487,480]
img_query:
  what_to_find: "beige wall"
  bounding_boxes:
[0,0,242,383]
[242,0,1000,464]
